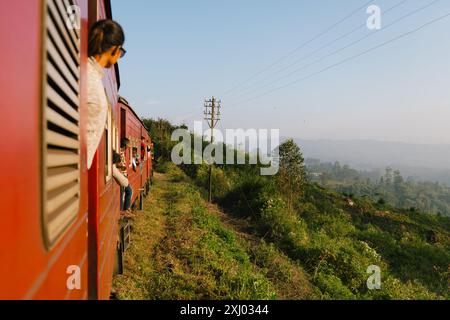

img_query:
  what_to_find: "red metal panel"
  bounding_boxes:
[0,0,89,300]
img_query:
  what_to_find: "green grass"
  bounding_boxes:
[113,164,317,300]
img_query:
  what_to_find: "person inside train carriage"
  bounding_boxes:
[86,19,126,169]
[119,139,134,210]
[140,137,146,160]
[113,151,134,218]
[120,137,130,173]
[131,146,139,172]
[147,145,153,160]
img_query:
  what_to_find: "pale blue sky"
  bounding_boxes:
[111,0,450,144]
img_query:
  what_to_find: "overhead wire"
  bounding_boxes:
[221,0,375,97]
[227,0,439,104]
[224,0,409,101]
[225,8,450,109]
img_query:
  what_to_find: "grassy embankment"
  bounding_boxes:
[113,166,318,300]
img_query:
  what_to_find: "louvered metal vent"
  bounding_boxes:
[42,0,81,248]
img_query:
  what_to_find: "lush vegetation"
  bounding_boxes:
[139,118,450,300]
[307,160,450,217]
[113,164,317,300]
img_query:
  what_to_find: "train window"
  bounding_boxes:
[120,108,126,141]
[42,0,81,248]
[116,129,120,151]
[112,125,116,152]
[104,129,109,179]
[105,106,113,182]
[132,146,138,169]
[112,119,118,152]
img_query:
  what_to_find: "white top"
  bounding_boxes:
[87,57,108,170]
[113,165,129,188]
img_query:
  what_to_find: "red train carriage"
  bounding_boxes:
[118,97,152,209]
[0,0,153,300]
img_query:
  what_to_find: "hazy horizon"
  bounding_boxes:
[285,138,450,185]
[285,137,450,147]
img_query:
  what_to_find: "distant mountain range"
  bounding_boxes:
[286,138,450,185]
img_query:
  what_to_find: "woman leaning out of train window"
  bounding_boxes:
[87,19,126,170]
[113,152,134,218]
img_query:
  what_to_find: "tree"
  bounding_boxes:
[277,139,307,210]
[385,167,393,186]
[142,118,179,162]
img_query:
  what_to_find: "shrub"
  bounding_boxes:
[219,174,276,218]
[259,197,308,252]
[315,272,356,300]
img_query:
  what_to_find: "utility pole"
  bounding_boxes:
[204,97,222,202]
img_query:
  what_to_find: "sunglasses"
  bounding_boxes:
[120,47,127,58]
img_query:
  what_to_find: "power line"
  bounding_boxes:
[226,10,450,109]
[221,0,374,96]
[225,0,409,100]
[227,0,439,104]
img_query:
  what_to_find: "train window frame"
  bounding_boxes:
[112,119,118,152]
[105,105,113,183]
[120,108,126,142]
[129,143,133,166]
[41,0,81,250]
[104,129,108,180]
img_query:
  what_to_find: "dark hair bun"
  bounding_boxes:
[88,19,125,57]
